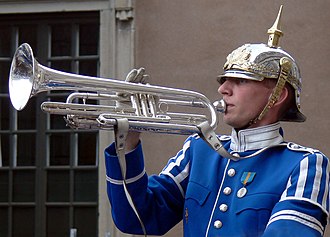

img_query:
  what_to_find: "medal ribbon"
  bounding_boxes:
[241,172,256,186]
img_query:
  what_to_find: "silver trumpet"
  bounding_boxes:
[9,43,226,135]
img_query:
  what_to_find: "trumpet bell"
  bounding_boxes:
[9,43,35,111]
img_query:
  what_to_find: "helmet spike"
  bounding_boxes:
[267,5,284,48]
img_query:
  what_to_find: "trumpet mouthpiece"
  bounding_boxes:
[213,99,226,113]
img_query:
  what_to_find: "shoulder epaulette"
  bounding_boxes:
[287,142,320,155]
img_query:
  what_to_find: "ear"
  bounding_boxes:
[274,85,289,107]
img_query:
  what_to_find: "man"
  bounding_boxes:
[104,7,329,237]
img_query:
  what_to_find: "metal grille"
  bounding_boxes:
[0,11,99,237]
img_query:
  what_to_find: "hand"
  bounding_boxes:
[116,67,150,109]
[118,67,150,152]
[125,67,149,84]
[125,131,141,152]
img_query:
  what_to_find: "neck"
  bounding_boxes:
[235,119,279,132]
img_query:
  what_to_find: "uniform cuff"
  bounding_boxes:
[104,141,145,182]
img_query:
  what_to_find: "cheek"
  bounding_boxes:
[240,91,270,113]
[251,83,272,98]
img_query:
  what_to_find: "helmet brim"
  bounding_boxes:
[217,70,264,83]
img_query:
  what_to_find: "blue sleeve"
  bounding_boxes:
[262,152,330,237]
[104,137,193,235]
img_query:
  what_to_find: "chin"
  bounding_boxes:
[223,118,246,130]
[223,119,238,128]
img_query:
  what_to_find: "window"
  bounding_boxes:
[0,11,99,237]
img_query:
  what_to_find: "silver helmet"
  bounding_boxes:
[218,6,306,123]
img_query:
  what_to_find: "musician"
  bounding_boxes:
[104,8,329,237]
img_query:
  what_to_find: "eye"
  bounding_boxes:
[218,77,227,85]
[237,78,249,84]
[218,77,250,85]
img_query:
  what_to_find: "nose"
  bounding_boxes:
[218,79,232,96]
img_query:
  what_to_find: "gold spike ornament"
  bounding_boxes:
[267,5,283,48]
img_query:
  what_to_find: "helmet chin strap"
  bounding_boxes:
[246,57,293,128]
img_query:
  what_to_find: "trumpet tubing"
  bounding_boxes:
[9,43,225,135]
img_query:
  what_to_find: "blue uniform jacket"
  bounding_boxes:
[105,123,329,236]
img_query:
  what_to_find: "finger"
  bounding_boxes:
[141,74,150,84]
[125,68,138,82]
[134,67,146,83]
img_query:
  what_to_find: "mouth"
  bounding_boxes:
[224,102,234,112]
[221,98,229,105]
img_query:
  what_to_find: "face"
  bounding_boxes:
[218,77,275,129]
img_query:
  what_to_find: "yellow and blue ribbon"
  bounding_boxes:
[241,172,256,186]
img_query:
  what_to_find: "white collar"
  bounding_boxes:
[230,122,284,152]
